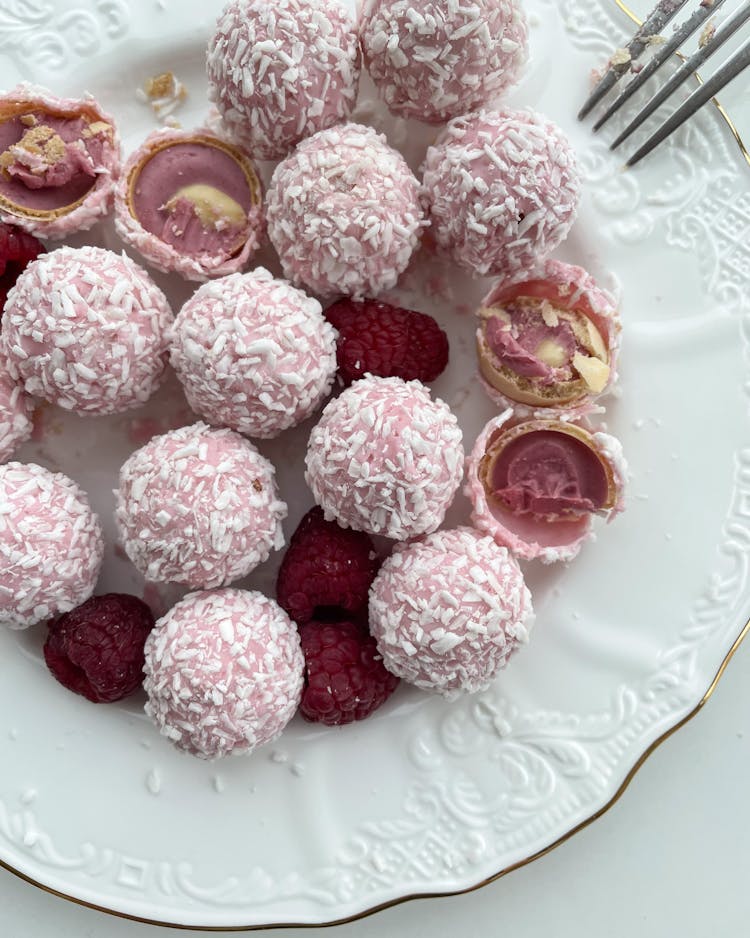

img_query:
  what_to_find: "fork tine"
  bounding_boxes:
[577,0,691,121]
[592,0,730,133]
[626,36,750,167]
[611,1,750,151]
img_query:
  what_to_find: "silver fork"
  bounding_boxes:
[578,0,750,167]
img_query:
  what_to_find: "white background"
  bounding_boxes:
[2,632,748,937]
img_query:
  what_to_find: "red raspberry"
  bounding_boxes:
[44,594,155,704]
[0,222,45,313]
[277,507,379,624]
[325,298,449,386]
[299,620,399,725]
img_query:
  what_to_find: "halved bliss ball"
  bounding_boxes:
[144,589,304,759]
[0,368,33,462]
[305,376,464,540]
[477,259,621,417]
[207,0,360,161]
[421,108,580,277]
[360,0,528,123]
[170,269,337,439]
[267,123,425,298]
[2,246,173,415]
[0,84,120,239]
[0,462,104,629]
[115,422,287,589]
[115,128,264,282]
[369,527,534,700]
[466,412,627,563]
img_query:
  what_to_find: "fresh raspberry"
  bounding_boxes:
[276,506,379,624]
[325,298,449,386]
[0,222,44,313]
[44,594,155,704]
[299,620,399,725]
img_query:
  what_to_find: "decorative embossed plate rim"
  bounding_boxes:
[1,0,749,929]
[2,622,749,932]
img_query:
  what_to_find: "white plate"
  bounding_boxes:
[1,0,749,928]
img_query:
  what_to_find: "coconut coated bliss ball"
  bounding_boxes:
[0,368,33,463]
[421,108,581,277]
[0,462,104,630]
[207,0,360,161]
[115,423,287,589]
[2,245,173,415]
[369,527,534,699]
[170,269,337,439]
[305,375,464,540]
[360,0,528,124]
[143,589,304,760]
[266,123,425,298]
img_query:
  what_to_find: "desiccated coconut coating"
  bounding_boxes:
[0,462,104,630]
[2,246,173,416]
[170,269,337,439]
[360,0,528,124]
[369,527,533,699]
[305,375,464,540]
[143,589,304,760]
[115,422,287,589]
[266,123,425,298]
[0,369,33,462]
[421,108,581,277]
[207,0,360,161]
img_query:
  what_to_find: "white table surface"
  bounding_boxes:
[2,630,748,938]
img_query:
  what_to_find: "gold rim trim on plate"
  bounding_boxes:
[2,1,750,928]
[615,0,750,166]
[2,617,748,931]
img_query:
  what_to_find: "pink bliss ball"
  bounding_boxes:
[1,246,173,416]
[115,422,287,589]
[144,589,304,760]
[207,0,360,161]
[266,123,425,298]
[421,108,581,277]
[360,0,528,123]
[170,268,337,439]
[369,527,533,699]
[0,462,104,630]
[0,369,33,462]
[305,375,463,540]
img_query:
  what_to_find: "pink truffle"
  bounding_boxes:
[170,269,337,439]
[0,462,104,630]
[466,411,628,563]
[360,0,528,123]
[2,246,173,416]
[143,589,304,759]
[369,527,533,699]
[305,376,463,539]
[207,0,360,161]
[477,259,622,418]
[267,123,425,298]
[0,369,33,462]
[114,128,265,282]
[115,422,287,589]
[0,84,121,240]
[421,108,581,277]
